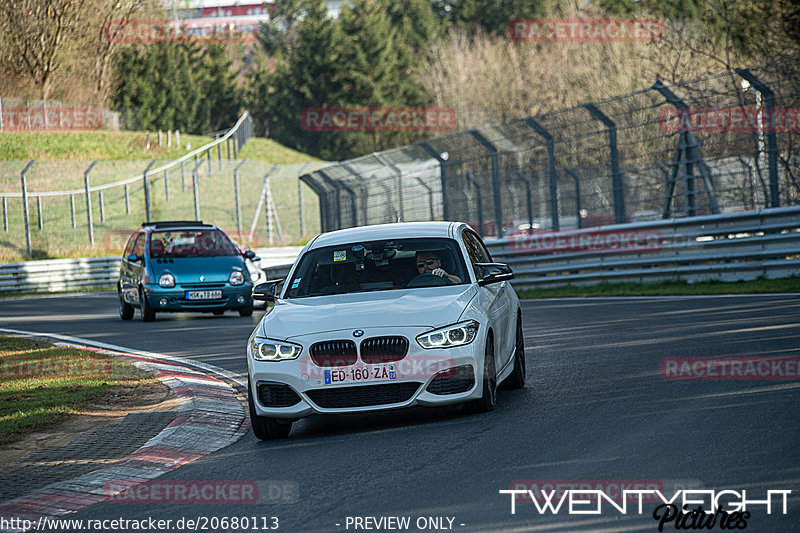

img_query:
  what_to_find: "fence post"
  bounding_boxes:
[524,118,560,231]
[180,160,186,192]
[340,164,363,227]
[2,196,7,231]
[265,174,274,245]
[163,169,169,201]
[20,161,35,255]
[374,153,405,220]
[98,190,105,223]
[469,130,503,236]
[513,170,534,230]
[736,69,779,207]
[464,172,484,238]
[36,196,43,229]
[176,130,180,148]
[651,82,720,216]
[70,194,76,227]
[562,167,583,228]
[234,159,247,235]
[418,141,449,221]
[582,103,626,224]
[83,160,98,247]
[317,170,342,230]
[192,160,203,220]
[206,149,212,177]
[227,138,231,160]
[142,160,155,223]
[124,184,130,214]
[0,96,3,132]
[217,142,222,171]
[296,162,310,237]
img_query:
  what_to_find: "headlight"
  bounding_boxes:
[251,338,302,361]
[158,273,175,288]
[229,271,245,286]
[416,320,479,349]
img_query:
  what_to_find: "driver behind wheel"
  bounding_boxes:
[415,251,461,284]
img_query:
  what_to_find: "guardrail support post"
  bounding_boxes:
[296,162,310,237]
[234,159,247,235]
[418,141,449,221]
[142,160,155,224]
[83,160,98,247]
[524,118,560,231]
[582,103,626,224]
[464,172,485,238]
[736,69,779,208]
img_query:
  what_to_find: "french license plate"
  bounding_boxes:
[185,290,222,300]
[324,364,397,385]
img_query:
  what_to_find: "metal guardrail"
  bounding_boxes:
[0,257,121,293]
[2,208,797,294]
[486,206,800,288]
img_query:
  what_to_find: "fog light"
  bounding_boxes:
[237,295,246,304]
[159,298,168,307]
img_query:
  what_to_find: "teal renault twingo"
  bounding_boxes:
[117,221,256,321]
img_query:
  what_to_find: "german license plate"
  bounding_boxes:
[324,364,397,385]
[185,290,222,300]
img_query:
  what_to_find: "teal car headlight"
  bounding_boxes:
[416,320,479,349]
[158,273,175,288]
[251,338,302,361]
[229,271,245,286]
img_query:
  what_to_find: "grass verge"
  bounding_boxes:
[516,276,800,299]
[0,336,157,445]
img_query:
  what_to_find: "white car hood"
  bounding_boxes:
[258,285,477,340]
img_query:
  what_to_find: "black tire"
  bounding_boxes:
[248,382,292,440]
[502,312,526,390]
[139,288,156,322]
[213,310,225,316]
[464,335,497,414]
[118,287,134,320]
[238,302,254,317]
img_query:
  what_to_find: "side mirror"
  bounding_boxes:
[244,250,258,260]
[252,279,284,302]
[127,253,141,263]
[475,263,514,286]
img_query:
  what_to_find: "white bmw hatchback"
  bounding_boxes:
[246,222,525,439]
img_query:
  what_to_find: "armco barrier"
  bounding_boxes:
[2,208,798,294]
[0,257,121,293]
[486,206,800,289]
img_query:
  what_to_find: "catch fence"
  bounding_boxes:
[301,56,800,238]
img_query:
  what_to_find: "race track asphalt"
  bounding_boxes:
[2,292,799,532]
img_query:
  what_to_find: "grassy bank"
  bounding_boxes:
[517,276,800,299]
[0,336,157,445]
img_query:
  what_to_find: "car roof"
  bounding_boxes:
[308,221,467,250]
[142,221,217,232]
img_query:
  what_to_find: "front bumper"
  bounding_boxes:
[143,283,253,312]
[247,326,485,419]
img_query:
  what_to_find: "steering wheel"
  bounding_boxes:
[405,273,451,288]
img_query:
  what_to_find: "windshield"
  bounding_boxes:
[285,238,469,298]
[149,229,239,258]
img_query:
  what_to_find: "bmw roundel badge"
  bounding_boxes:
[353,330,364,337]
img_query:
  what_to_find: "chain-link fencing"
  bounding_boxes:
[301,56,800,238]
